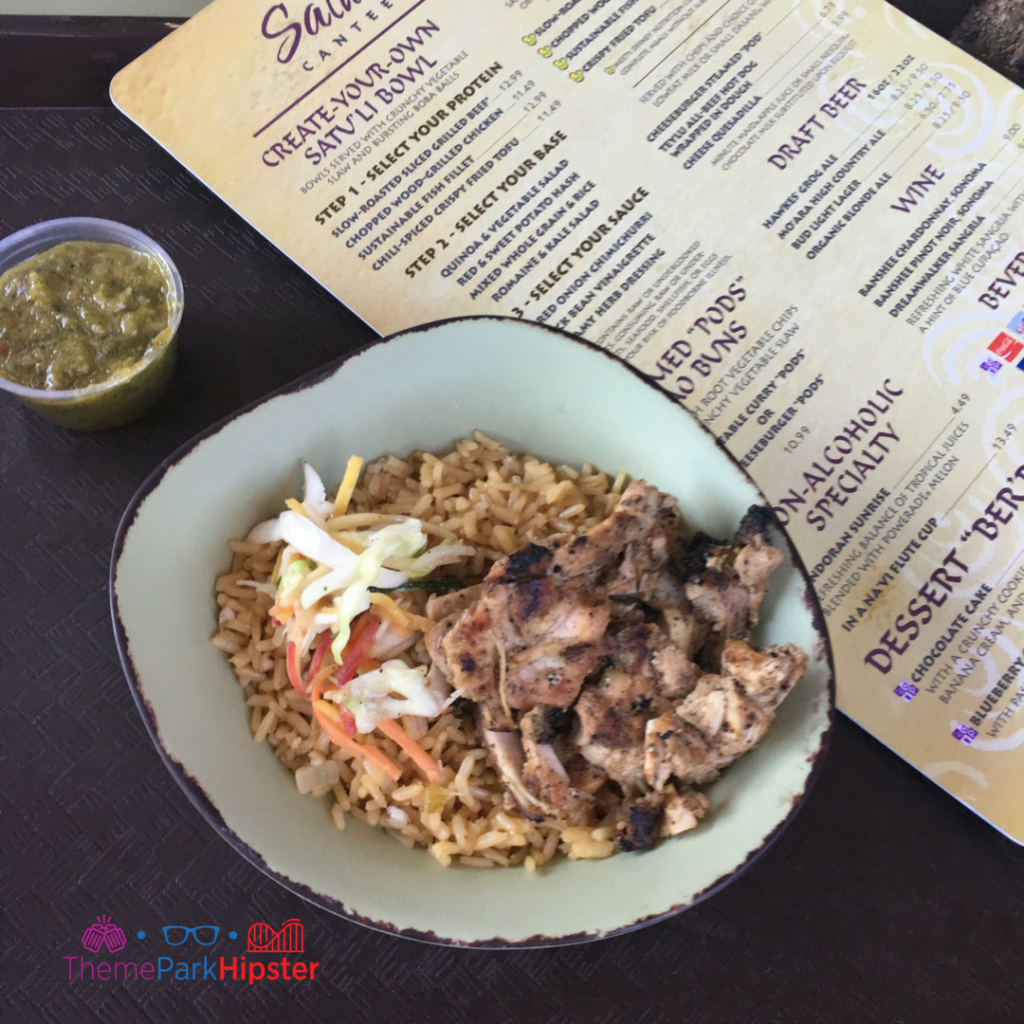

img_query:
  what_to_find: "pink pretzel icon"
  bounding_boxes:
[81,915,128,953]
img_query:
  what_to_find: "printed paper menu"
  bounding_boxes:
[112,0,1024,843]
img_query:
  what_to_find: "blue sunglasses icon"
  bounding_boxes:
[162,926,220,945]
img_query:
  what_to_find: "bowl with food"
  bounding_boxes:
[0,217,182,430]
[111,316,833,946]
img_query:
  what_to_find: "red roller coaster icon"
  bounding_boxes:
[247,918,304,953]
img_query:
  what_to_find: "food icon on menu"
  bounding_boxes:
[988,332,1024,362]
[952,724,978,746]
[894,680,919,702]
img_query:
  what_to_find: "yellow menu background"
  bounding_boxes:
[113,0,1024,843]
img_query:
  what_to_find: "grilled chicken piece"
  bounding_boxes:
[439,577,612,725]
[609,570,706,669]
[426,585,482,622]
[643,638,807,789]
[563,753,608,801]
[518,706,601,816]
[481,708,605,819]
[659,786,709,837]
[477,480,679,588]
[519,706,572,811]
[486,542,555,584]
[437,598,515,730]
[436,532,615,726]
[617,793,666,851]
[503,577,611,648]
[505,639,607,711]
[644,716,724,789]
[480,727,546,820]
[424,585,483,682]
[733,508,785,619]
[683,506,783,669]
[569,620,701,790]
[647,569,688,610]
[676,673,773,759]
[574,667,671,792]
[660,605,704,661]
[547,481,683,595]
[612,621,701,700]
[721,636,808,703]
[616,785,709,850]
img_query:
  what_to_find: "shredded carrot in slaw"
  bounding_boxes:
[334,455,364,514]
[307,660,337,694]
[286,642,304,695]
[311,678,402,782]
[312,700,368,759]
[376,718,440,782]
[369,592,435,634]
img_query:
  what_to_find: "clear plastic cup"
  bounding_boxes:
[0,217,184,430]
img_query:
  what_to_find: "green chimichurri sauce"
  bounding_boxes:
[0,240,173,391]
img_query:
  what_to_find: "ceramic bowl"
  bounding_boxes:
[111,316,833,946]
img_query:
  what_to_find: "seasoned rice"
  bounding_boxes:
[213,431,629,867]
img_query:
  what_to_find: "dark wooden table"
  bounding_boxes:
[2,7,1022,1023]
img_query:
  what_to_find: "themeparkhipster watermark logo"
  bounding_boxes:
[64,914,321,985]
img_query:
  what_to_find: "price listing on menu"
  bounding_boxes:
[113,0,1024,842]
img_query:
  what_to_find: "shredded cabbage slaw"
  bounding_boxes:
[246,456,474,781]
